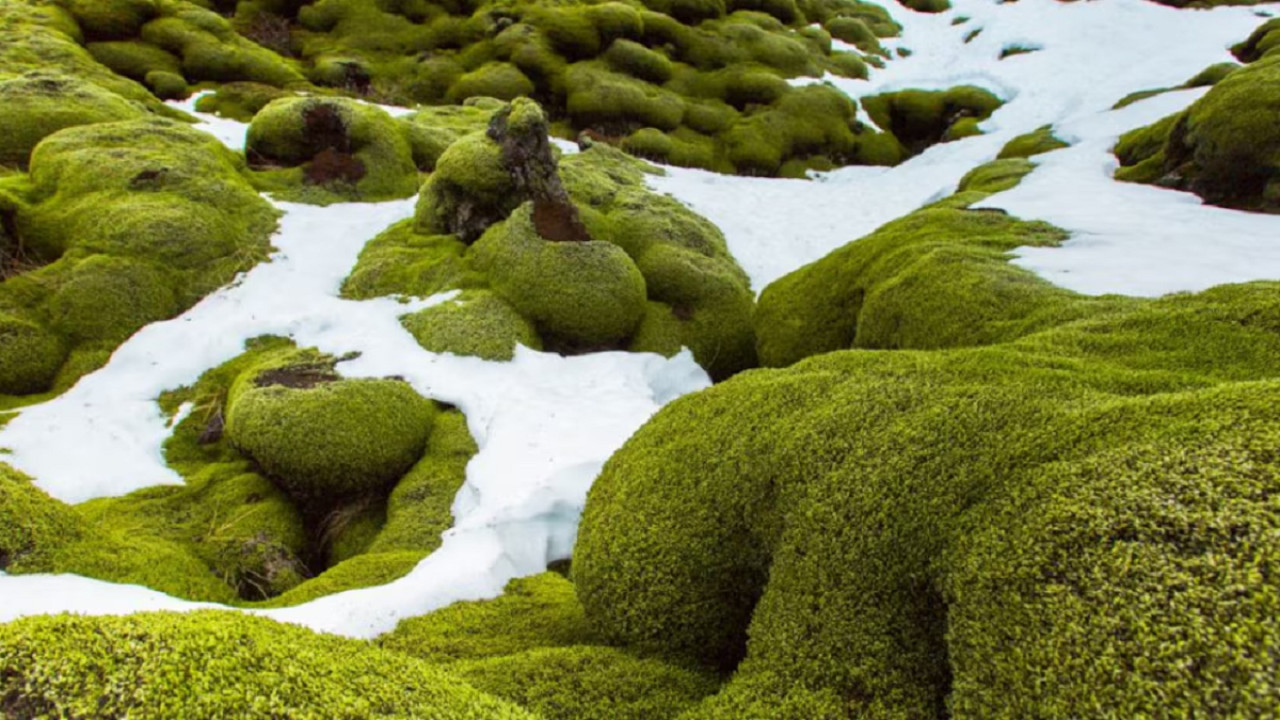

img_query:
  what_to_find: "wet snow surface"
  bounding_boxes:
[3,0,1280,635]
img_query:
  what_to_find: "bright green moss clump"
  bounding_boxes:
[246,96,421,202]
[862,85,1003,157]
[0,118,275,397]
[0,611,537,718]
[403,290,543,361]
[0,463,81,570]
[576,283,1280,717]
[996,124,1067,159]
[0,71,143,167]
[226,370,435,501]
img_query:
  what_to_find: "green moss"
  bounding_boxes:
[368,408,476,554]
[577,282,1280,714]
[0,311,67,395]
[862,85,1003,156]
[1113,62,1240,110]
[564,62,686,134]
[85,39,181,79]
[1233,17,1280,63]
[753,196,1113,368]
[58,0,160,40]
[722,83,859,176]
[0,611,538,718]
[46,254,179,343]
[997,125,1067,159]
[1113,55,1280,209]
[0,71,144,168]
[226,374,436,501]
[470,203,648,351]
[246,96,421,202]
[342,220,476,299]
[381,573,598,663]
[402,289,543,360]
[456,646,720,720]
[604,38,675,83]
[401,103,496,171]
[193,81,292,121]
[257,550,426,607]
[955,157,1035,194]
[145,69,188,98]
[0,463,81,569]
[415,130,519,241]
[139,4,306,88]
[447,61,536,103]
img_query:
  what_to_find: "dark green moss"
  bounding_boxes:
[862,85,1003,157]
[193,81,292,121]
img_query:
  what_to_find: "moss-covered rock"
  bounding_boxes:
[415,130,520,242]
[1113,54,1280,210]
[46,254,178,343]
[996,124,1067,159]
[862,85,1003,156]
[0,311,67,395]
[470,203,648,351]
[576,283,1280,716]
[0,71,143,168]
[226,371,435,501]
[0,611,537,718]
[246,96,420,201]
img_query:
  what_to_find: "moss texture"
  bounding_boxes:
[576,282,1280,717]
[861,85,1003,157]
[246,96,421,202]
[0,463,81,571]
[351,102,756,378]
[0,118,276,398]
[193,80,293,121]
[0,611,537,718]
[995,124,1067,159]
[1113,47,1280,210]
[0,70,144,168]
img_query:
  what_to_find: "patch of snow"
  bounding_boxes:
[168,93,250,151]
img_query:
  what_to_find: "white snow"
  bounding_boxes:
[6,0,1280,635]
[652,0,1280,296]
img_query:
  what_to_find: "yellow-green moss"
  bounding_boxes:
[341,220,477,300]
[403,289,543,360]
[996,124,1067,159]
[0,463,81,570]
[193,81,292,121]
[401,102,497,171]
[0,71,144,168]
[862,85,1003,156]
[382,572,598,662]
[0,611,537,718]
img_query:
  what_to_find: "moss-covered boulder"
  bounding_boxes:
[0,611,537,718]
[401,102,499,172]
[576,282,1280,717]
[1115,54,1280,210]
[226,370,435,501]
[415,129,521,242]
[246,96,420,201]
[471,203,648,351]
[193,80,293,121]
[1,118,275,397]
[0,71,143,168]
[403,290,543,361]
[861,85,1003,157]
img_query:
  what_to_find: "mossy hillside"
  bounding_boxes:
[752,187,1118,368]
[0,611,538,718]
[1113,53,1280,210]
[0,119,276,398]
[574,283,1280,717]
[358,107,757,377]
[246,96,421,202]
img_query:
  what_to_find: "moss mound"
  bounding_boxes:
[246,96,420,201]
[0,463,81,570]
[350,100,756,378]
[1113,46,1280,211]
[0,118,275,398]
[0,71,143,168]
[576,283,1280,717]
[0,611,536,718]
[225,369,435,500]
[996,125,1067,159]
[861,85,1004,157]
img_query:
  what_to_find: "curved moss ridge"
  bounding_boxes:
[0,118,276,400]
[198,0,945,176]
[0,338,475,604]
[575,282,1280,717]
[0,611,537,718]
[246,95,422,202]
[381,572,720,720]
[1111,62,1238,110]
[345,101,756,379]
[1114,43,1280,211]
[754,137,1087,368]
